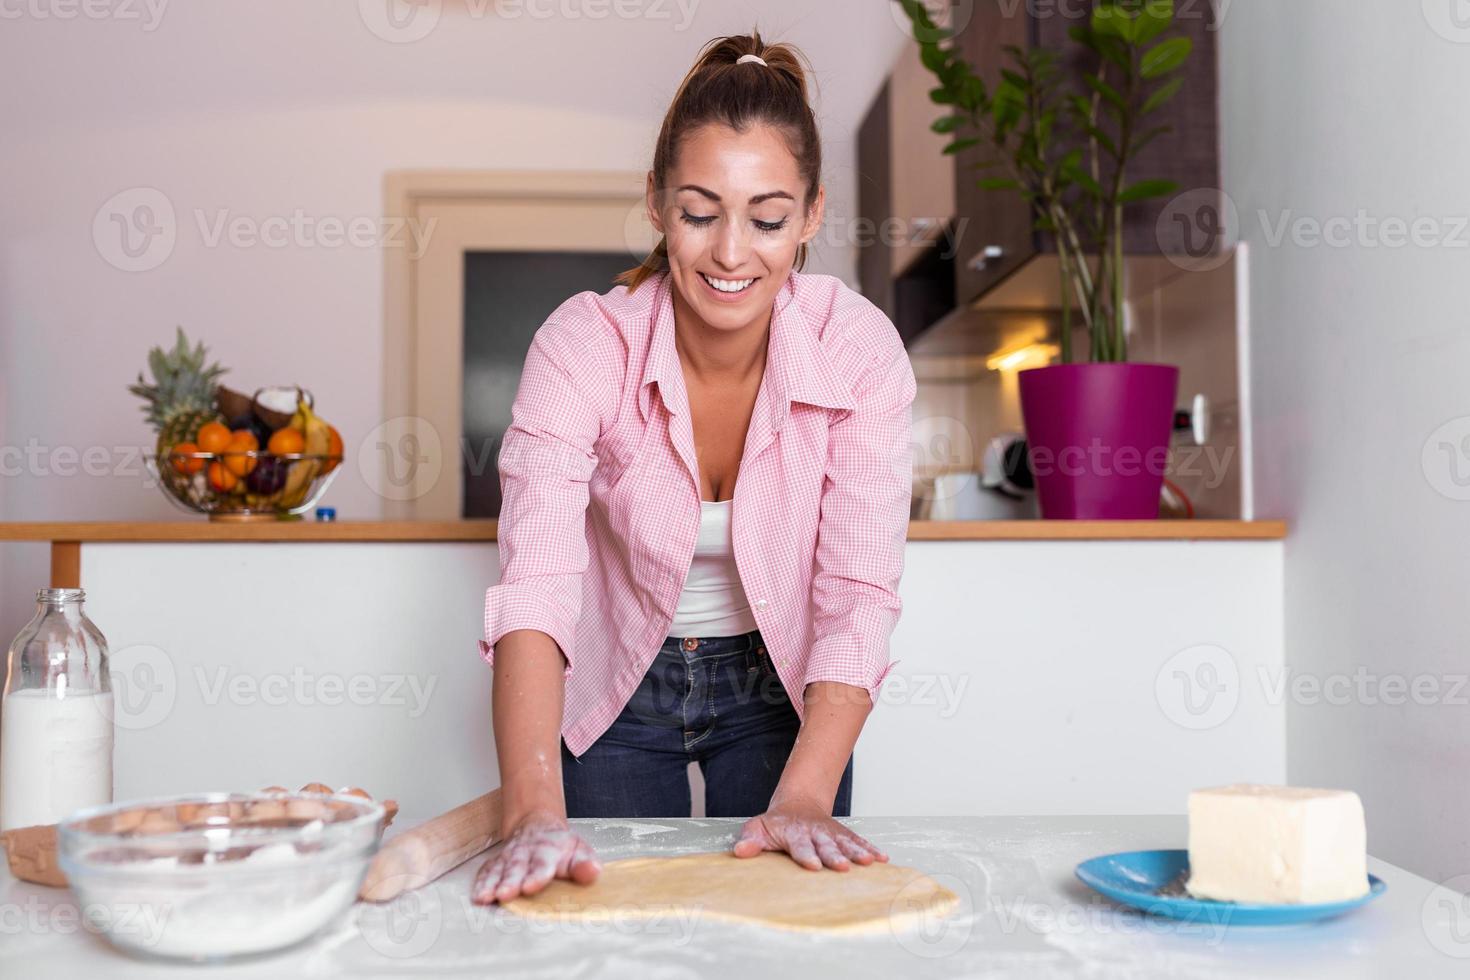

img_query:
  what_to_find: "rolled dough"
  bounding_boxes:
[501,851,959,934]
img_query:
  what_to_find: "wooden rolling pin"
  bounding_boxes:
[358,788,503,902]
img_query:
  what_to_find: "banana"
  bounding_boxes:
[279,393,331,508]
[299,400,331,456]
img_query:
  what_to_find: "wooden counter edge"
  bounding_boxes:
[0,519,1286,545]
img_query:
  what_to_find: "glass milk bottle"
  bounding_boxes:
[0,589,114,831]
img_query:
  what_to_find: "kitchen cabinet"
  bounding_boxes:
[857,41,957,343]
[949,0,1221,305]
[857,77,895,323]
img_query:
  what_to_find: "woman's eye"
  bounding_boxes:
[754,219,788,234]
[679,211,717,227]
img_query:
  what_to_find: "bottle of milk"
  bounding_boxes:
[0,589,114,831]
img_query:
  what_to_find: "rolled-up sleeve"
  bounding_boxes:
[480,299,617,676]
[803,339,917,703]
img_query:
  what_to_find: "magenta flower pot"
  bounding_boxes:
[1017,363,1179,520]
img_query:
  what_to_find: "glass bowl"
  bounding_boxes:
[57,791,385,963]
[148,452,343,522]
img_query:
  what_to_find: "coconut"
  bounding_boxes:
[252,386,311,431]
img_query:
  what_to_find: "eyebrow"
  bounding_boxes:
[675,184,795,205]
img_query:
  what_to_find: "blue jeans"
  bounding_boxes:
[563,629,854,818]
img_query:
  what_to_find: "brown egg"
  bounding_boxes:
[286,798,327,821]
[260,785,289,794]
[299,782,333,796]
[249,798,289,822]
[138,809,181,835]
[111,807,147,833]
[193,802,231,825]
[338,786,372,800]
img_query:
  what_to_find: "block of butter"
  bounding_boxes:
[1186,784,1369,904]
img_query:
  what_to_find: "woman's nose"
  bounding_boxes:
[711,220,753,270]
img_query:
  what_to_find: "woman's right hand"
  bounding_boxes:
[471,810,601,905]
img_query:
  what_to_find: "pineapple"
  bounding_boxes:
[127,327,228,455]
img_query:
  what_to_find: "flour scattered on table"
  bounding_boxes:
[589,820,681,839]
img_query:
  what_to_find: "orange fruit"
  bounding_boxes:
[207,460,238,492]
[171,442,205,475]
[324,425,343,473]
[267,427,305,456]
[197,421,232,454]
[223,430,259,477]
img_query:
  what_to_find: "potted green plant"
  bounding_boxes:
[899,0,1193,518]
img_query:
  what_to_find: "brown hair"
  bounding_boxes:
[617,31,822,293]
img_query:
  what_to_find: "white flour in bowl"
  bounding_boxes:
[80,840,364,960]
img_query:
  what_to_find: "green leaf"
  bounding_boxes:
[929,87,956,105]
[1141,76,1184,114]
[1130,123,1173,154]
[1134,0,1175,45]
[938,56,972,87]
[1082,124,1121,159]
[931,114,961,134]
[1071,170,1105,198]
[1141,36,1192,78]
[1118,178,1179,203]
[942,137,980,155]
[1084,75,1129,113]
[978,177,1021,191]
[901,0,934,31]
[962,76,988,109]
[1000,68,1028,90]
[920,42,949,74]
[1091,3,1135,41]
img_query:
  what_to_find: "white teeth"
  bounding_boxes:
[701,273,755,293]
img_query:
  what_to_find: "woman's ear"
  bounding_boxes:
[799,184,826,246]
[645,171,666,236]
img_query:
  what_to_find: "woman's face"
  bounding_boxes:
[648,123,824,333]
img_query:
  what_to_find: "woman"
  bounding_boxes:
[471,32,916,906]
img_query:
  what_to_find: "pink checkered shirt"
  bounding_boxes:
[480,270,916,756]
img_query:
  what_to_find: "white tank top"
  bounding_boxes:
[668,499,759,637]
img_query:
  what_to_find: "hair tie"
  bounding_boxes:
[736,53,768,67]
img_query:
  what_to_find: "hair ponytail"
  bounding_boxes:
[617,31,822,293]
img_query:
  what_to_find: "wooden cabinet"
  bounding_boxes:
[857,78,895,322]
[950,2,1035,305]
[857,42,957,342]
[949,1,1220,304]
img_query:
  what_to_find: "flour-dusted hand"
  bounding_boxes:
[732,799,889,872]
[471,812,601,904]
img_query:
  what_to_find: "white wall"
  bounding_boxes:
[77,539,1284,822]
[1221,1,1470,881]
[0,2,908,642]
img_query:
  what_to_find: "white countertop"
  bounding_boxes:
[5,816,1464,975]
[5,816,1463,979]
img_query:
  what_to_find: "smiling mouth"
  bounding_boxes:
[699,272,758,295]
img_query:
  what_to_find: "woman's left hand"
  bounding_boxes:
[732,797,889,871]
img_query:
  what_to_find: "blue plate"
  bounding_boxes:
[1075,850,1386,925]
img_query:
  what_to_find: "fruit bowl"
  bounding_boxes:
[150,450,343,522]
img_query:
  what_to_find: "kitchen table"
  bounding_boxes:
[3,815,1464,978]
